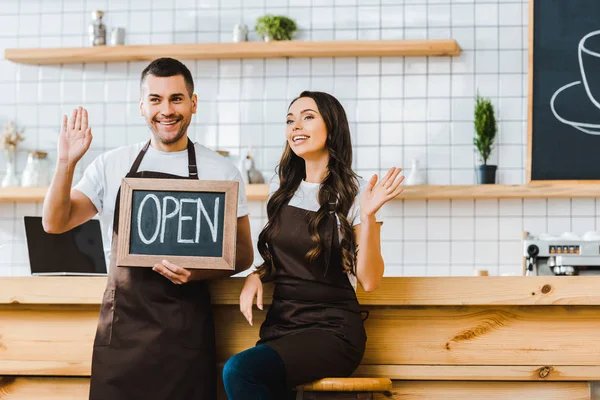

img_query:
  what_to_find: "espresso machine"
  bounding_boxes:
[523,233,600,276]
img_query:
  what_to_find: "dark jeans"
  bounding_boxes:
[222,344,295,400]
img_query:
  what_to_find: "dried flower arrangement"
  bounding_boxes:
[1,120,24,152]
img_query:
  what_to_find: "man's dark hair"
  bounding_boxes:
[140,57,194,96]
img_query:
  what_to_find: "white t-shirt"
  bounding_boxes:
[74,141,249,268]
[269,176,382,290]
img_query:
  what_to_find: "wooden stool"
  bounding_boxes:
[295,377,392,399]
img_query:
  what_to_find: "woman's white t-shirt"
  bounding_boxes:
[269,176,382,290]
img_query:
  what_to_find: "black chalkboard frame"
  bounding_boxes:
[116,177,239,270]
[527,0,600,183]
[526,0,535,182]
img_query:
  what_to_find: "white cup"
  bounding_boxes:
[110,27,125,46]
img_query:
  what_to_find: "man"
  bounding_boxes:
[42,57,254,400]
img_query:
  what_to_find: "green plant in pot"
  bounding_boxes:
[255,14,297,42]
[473,94,498,184]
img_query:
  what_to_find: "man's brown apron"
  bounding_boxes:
[89,139,216,400]
[257,204,367,388]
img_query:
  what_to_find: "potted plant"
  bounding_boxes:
[473,94,498,184]
[255,14,297,42]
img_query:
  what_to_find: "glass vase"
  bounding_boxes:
[1,150,19,188]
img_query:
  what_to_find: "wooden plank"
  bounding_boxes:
[4,40,461,65]
[354,276,600,306]
[0,378,590,400]
[0,187,46,203]
[355,365,600,381]
[4,183,600,203]
[0,377,90,400]
[0,307,96,376]
[246,183,269,201]
[214,305,600,366]
[204,183,600,201]
[374,381,590,400]
[7,305,600,376]
[359,306,600,366]
[5,277,600,307]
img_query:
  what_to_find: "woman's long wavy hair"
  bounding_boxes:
[256,91,360,279]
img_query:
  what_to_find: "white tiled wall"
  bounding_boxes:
[1,0,594,278]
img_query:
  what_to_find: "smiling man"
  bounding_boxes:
[42,57,254,400]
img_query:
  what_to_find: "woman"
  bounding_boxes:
[222,91,404,399]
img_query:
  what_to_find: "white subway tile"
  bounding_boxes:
[358,6,380,29]
[381,217,403,241]
[428,242,451,265]
[427,122,450,146]
[499,3,522,26]
[548,199,571,217]
[428,98,451,121]
[451,241,474,265]
[499,241,522,266]
[428,217,450,240]
[499,27,522,50]
[475,27,498,50]
[499,217,522,240]
[358,76,380,99]
[356,147,379,170]
[404,75,427,98]
[427,75,451,98]
[572,217,595,234]
[475,241,498,265]
[547,217,571,235]
[475,3,498,26]
[403,241,427,264]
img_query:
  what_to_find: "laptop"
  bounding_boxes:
[24,216,107,276]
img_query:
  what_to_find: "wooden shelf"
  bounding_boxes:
[4,40,461,65]
[0,186,47,202]
[245,183,600,201]
[2,183,600,203]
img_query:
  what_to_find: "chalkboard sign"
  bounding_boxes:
[116,178,238,270]
[529,0,600,182]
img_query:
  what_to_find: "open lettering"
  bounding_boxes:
[137,195,220,245]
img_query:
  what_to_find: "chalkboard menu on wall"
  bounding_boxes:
[529,0,600,181]
[116,178,239,270]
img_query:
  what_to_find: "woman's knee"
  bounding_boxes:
[222,353,247,385]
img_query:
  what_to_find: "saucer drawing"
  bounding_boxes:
[550,80,600,135]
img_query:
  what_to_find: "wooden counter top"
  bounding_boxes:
[2,275,600,399]
[2,276,600,306]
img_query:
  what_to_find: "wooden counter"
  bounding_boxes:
[1,276,598,399]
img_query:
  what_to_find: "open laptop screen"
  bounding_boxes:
[24,216,107,276]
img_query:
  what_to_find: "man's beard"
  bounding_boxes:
[148,115,191,145]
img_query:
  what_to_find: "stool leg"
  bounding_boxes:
[301,393,374,400]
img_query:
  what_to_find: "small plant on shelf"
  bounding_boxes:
[255,14,297,41]
[473,93,497,184]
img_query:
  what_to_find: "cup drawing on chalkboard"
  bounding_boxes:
[551,30,600,135]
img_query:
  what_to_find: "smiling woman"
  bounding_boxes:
[222,91,404,400]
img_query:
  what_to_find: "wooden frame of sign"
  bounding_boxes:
[116,178,239,270]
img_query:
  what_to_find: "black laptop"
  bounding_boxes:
[24,216,107,276]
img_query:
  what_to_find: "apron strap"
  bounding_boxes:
[128,140,151,175]
[128,139,199,179]
[322,200,337,278]
[187,139,198,179]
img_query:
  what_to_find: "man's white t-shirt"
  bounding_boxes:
[74,141,249,269]
[269,176,383,290]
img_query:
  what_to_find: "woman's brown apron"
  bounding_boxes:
[257,204,367,388]
[89,139,217,400]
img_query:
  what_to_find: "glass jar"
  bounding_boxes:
[21,151,49,187]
